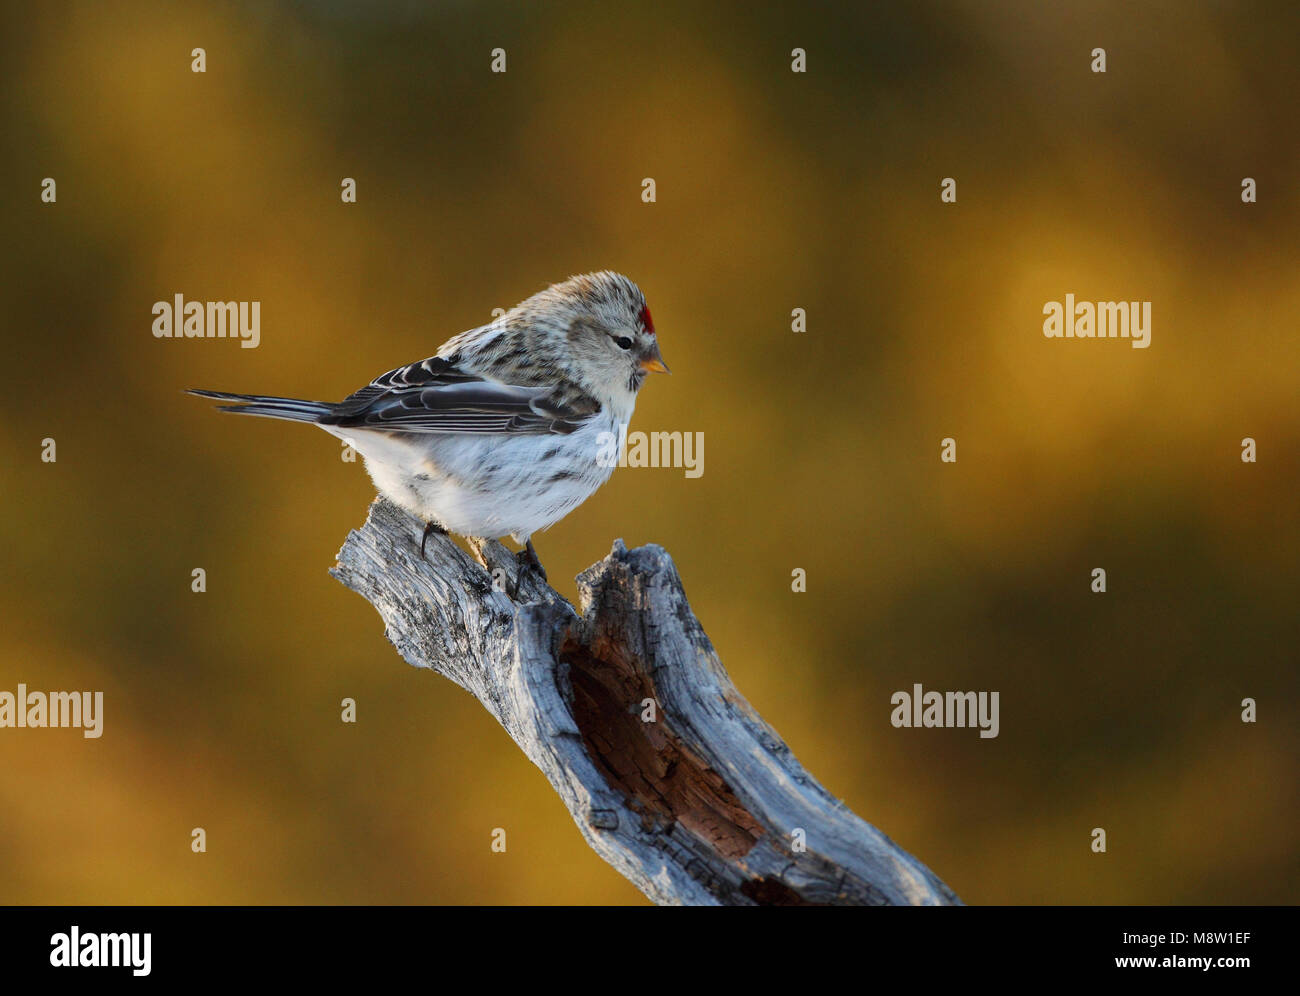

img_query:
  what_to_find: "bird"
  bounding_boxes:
[189,271,669,583]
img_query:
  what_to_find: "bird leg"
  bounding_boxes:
[421,520,447,557]
[465,536,489,570]
[518,539,548,584]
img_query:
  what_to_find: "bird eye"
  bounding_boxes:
[614,336,633,350]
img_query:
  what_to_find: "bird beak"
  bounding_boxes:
[639,344,671,375]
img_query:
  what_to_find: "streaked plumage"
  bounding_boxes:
[190,271,667,576]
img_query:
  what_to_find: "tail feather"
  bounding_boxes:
[188,389,332,424]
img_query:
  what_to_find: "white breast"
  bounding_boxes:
[331,411,627,542]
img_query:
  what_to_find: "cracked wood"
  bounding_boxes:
[331,496,962,907]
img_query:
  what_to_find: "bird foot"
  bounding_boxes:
[420,520,447,557]
[517,539,548,585]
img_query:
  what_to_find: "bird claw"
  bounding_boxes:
[517,540,548,585]
[420,520,446,557]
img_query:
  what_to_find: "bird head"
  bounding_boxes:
[513,271,668,402]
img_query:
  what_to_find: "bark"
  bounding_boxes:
[331,496,962,906]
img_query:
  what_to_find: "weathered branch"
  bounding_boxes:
[331,497,962,906]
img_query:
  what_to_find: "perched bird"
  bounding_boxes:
[190,271,668,581]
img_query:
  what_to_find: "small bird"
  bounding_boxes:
[190,271,668,582]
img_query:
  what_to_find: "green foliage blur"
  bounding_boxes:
[1,0,1297,904]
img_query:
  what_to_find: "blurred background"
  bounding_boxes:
[1,0,1297,905]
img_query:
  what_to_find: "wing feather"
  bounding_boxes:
[318,355,599,435]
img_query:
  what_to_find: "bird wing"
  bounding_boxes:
[318,355,600,435]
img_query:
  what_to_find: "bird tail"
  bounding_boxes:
[188,389,332,423]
